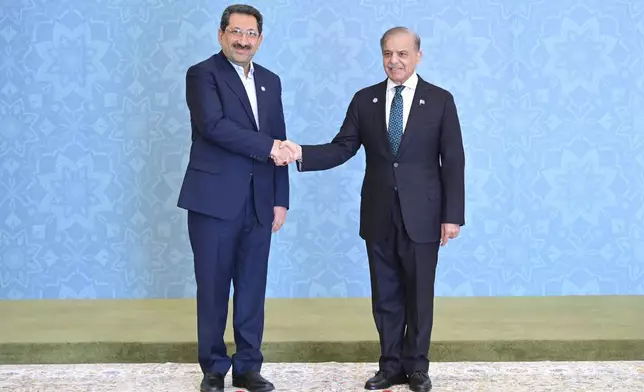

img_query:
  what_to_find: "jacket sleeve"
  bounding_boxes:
[273,77,289,208]
[297,93,362,171]
[439,92,466,226]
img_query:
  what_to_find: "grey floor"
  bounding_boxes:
[1,361,643,391]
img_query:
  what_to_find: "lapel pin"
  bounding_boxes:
[373,98,378,103]
[419,99,425,106]
[261,86,266,91]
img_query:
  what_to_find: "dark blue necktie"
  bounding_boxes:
[388,85,404,155]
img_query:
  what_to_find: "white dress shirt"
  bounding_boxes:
[385,72,418,133]
[229,60,260,130]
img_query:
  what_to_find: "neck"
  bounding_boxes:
[225,55,251,76]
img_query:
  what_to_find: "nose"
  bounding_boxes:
[238,34,250,45]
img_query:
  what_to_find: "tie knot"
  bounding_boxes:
[394,85,404,94]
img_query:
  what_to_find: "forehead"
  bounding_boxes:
[227,13,258,30]
[382,32,416,52]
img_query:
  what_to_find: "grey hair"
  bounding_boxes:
[380,26,421,51]
[220,4,263,34]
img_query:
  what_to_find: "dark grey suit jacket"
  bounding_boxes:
[298,75,465,243]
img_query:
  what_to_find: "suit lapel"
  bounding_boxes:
[397,77,429,157]
[216,52,259,130]
[253,69,269,133]
[372,81,394,157]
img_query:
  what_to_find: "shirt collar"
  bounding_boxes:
[228,59,254,79]
[387,72,418,92]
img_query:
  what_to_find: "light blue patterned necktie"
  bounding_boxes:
[388,85,404,155]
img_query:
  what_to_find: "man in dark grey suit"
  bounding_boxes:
[279,27,466,392]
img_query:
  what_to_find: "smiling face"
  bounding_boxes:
[218,12,263,68]
[381,30,422,84]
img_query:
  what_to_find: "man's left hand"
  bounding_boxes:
[441,223,460,246]
[272,206,287,232]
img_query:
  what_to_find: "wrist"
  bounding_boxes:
[295,145,303,161]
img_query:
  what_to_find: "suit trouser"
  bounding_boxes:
[187,182,271,376]
[365,191,440,375]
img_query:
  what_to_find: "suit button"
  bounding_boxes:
[393,162,399,168]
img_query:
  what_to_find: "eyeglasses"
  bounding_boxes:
[226,28,260,39]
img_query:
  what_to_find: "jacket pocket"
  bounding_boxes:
[187,160,221,174]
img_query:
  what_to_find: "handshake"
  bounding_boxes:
[270,140,301,166]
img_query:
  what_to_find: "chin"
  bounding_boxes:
[388,72,404,81]
[233,55,250,63]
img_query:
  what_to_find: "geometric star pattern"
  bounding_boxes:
[0,0,642,299]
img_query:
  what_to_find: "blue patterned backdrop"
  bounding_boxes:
[1,0,643,299]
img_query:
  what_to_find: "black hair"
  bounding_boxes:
[220,4,263,34]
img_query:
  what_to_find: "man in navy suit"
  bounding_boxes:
[177,4,293,392]
[280,27,466,391]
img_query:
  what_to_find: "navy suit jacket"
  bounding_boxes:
[177,51,289,227]
[298,76,465,243]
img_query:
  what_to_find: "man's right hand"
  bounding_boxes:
[278,140,302,164]
[270,140,295,165]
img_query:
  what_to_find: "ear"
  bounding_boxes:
[218,29,224,44]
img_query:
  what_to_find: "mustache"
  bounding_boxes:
[387,63,403,69]
[233,43,252,50]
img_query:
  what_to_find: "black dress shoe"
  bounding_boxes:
[200,373,224,392]
[364,370,408,390]
[408,371,432,391]
[232,371,275,392]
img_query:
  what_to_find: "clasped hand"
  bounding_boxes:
[270,140,301,166]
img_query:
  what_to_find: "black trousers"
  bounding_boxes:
[365,192,439,375]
